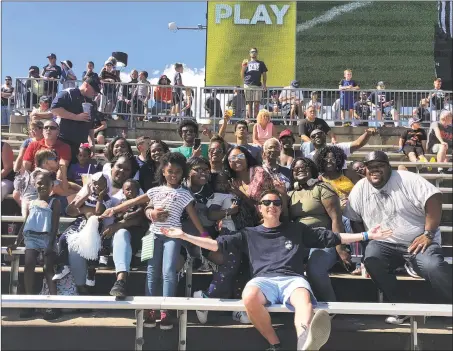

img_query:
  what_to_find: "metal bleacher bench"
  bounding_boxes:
[2,294,451,351]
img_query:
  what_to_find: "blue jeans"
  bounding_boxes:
[301,141,314,157]
[152,101,171,115]
[68,228,132,286]
[147,235,181,297]
[306,247,337,302]
[1,106,10,126]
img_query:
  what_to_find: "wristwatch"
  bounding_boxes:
[423,230,436,240]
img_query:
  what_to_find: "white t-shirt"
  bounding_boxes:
[308,142,351,169]
[279,86,304,105]
[206,193,236,232]
[146,186,193,235]
[343,170,441,246]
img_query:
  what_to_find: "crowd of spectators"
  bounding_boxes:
[1,49,452,351]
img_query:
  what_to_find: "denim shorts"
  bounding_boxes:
[246,275,317,311]
[24,231,53,251]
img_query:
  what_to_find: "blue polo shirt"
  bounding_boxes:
[51,88,95,144]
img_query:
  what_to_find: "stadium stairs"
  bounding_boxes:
[1,122,452,350]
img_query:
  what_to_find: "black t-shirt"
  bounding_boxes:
[368,91,395,109]
[42,64,62,79]
[243,60,268,86]
[122,79,138,100]
[427,122,453,151]
[416,107,431,124]
[400,128,427,147]
[92,111,107,130]
[354,101,371,119]
[217,222,341,278]
[298,117,331,138]
[1,86,14,106]
[82,71,99,82]
[51,88,96,144]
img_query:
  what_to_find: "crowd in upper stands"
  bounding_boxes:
[1,48,452,351]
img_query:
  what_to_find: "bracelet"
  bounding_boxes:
[362,231,369,241]
[200,231,209,238]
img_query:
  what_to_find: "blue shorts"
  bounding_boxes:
[340,94,354,110]
[246,275,317,311]
[24,231,53,251]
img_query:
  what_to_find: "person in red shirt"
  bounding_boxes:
[23,120,71,171]
[152,75,172,117]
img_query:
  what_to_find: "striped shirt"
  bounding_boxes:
[438,1,453,38]
[146,185,194,235]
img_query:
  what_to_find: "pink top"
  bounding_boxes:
[256,122,273,146]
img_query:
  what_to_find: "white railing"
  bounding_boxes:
[2,294,451,351]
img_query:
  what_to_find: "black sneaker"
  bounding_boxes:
[160,311,174,330]
[43,308,62,321]
[19,308,36,319]
[110,279,127,298]
[144,309,158,328]
[266,344,282,351]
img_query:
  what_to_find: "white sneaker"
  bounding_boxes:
[298,310,331,351]
[232,311,250,324]
[193,290,208,324]
[99,256,108,266]
[52,265,70,281]
[385,315,410,325]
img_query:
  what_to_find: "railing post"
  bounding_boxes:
[410,316,419,350]
[377,289,384,303]
[178,308,188,351]
[185,259,193,298]
[135,309,144,351]
[10,255,20,295]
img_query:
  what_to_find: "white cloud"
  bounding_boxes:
[152,70,160,75]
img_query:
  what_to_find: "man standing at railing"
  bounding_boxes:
[279,80,304,126]
[51,76,102,164]
[241,48,268,120]
[1,76,14,126]
[42,53,62,99]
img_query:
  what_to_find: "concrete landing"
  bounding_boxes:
[1,310,451,350]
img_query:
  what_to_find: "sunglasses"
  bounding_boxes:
[44,125,58,130]
[209,148,223,154]
[228,153,246,162]
[191,167,210,174]
[250,50,257,53]
[46,156,57,161]
[310,133,323,139]
[260,199,282,207]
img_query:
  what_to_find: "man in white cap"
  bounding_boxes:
[60,60,77,89]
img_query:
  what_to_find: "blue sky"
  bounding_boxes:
[1,1,207,82]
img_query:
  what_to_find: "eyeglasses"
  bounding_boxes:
[250,50,257,54]
[44,125,58,130]
[310,133,323,139]
[191,167,210,174]
[260,199,282,207]
[209,148,223,154]
[228,153,246,162]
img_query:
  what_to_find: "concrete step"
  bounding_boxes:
[1,310,451,350]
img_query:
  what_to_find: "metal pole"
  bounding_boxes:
[377,289,384,303]
[178,308,187,351]
[10,255,20,295]
[410,316,419,350]
[135,309,144,351]
[185,259,193,297]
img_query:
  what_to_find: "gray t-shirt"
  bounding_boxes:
[343,170,441,246]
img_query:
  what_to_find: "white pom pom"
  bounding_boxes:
[67,216,102,260]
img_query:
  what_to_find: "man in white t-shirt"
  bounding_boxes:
[344,151,452,324]
[279,80,304,125]
[307,127,376,170]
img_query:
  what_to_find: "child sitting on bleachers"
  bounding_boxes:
[67,144,101,186]
[207,172,238,232]
[13,149,69,216]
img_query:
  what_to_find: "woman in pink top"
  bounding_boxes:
[252,109,275,146]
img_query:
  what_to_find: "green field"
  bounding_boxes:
[296,1,437,89]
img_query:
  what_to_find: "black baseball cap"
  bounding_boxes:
[47,53,57,59]
[39,96,51,104]
[5,76,12,80]
[364,151,390,165]
[29,66,39,72]
[85,76,101,93]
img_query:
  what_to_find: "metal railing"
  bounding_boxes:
[1,294,451,351]
[12,78,452,129]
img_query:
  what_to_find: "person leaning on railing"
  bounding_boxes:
[1,75,14,126]
[29,95,54,122]
[152,75,172,118]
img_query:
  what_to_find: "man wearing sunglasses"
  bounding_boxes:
[23,120,71,171]
[1,76,14,126]
[161,189,392,351]
[241,48,268,119]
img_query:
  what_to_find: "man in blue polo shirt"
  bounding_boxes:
[51,76,102,165]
